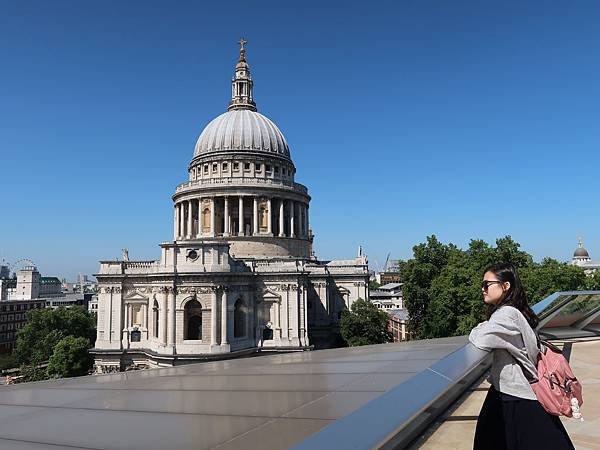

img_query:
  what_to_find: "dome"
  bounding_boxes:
[574,247,589,258]
[193,109,290,159]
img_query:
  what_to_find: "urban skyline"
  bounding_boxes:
[2,1,600,280]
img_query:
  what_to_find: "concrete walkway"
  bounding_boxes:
[410,338,600,450]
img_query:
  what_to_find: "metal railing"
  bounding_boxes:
[291,290,600,450]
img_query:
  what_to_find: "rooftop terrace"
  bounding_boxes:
[0,291,597,449]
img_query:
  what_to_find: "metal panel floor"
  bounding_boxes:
[0,337,466,450]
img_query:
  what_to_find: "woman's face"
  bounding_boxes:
[482,271,510,305]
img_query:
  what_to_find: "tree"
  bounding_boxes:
[368,280,381,290]
[15,306,96,381]
[402,235,456,339]
[401,235,588,340]
[340,298,392,346]
[520,258,587,303]
[47,336,93,378]
[584,269,600,290]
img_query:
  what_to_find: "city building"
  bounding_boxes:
[92,42,369,372]
[370,282,403,310]
[0,266,88,352]
[88,294,99,314]
[387,309,409,341]
[571,238,600,274]
[375,259,402,285]
[0,299,45,353]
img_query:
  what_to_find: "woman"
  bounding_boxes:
[469,263,574,450]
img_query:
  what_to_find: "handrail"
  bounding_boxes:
[290,343,491,450]
[291,290,595,449]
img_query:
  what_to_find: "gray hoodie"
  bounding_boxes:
[469,305,539,400]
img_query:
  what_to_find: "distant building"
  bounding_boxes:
[375,260,402,285]
[45,293,90,310]
[571,238,600,274]
[88,294,99,314]
[0,299,45,353]
[387,309,409,341]
[0,266,88,352]
[370,283,403,310]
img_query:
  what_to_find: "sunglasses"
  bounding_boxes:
[481,280,503,291]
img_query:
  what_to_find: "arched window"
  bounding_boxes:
[184,299,203,340]
[234,298,246,338]
[153,300,159,338]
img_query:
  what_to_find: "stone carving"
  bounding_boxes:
[102,286,122,294]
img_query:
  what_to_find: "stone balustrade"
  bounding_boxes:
[175,177,308,195]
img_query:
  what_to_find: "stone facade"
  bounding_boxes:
[92,42,369,372]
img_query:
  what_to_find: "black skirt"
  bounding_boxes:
[473,386,575,450]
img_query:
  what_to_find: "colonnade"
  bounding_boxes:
[173,195,309,240]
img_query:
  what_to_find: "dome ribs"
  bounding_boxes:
[192,110,290,158]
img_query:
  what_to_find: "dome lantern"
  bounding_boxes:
[228,38,257,112]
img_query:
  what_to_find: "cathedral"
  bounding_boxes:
[92,42,369,371]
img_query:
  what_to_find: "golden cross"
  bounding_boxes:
[239,38,247,51]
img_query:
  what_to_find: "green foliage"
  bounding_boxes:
[583,268,600,290]
[0,353,18,371]
[520,258,587,304]
[340,298,392,346]
[401,235,588,339]
[368,280,381,290]
[47,336,93,378]
[15,306,96,381]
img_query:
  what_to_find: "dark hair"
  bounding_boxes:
[484,262,539,329]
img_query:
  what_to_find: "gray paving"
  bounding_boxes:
[0,337,466,450]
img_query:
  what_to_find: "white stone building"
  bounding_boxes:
[571,238,600,274]
[92,43,369,372]
[370,283,403,310]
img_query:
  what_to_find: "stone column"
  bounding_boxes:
[173,204,179,240]
[122,303,130,348]
[223,196,230,237]
[142,303,147,329]
[238,197,244,236]
[221,289,228,346]
[279,199,285,237]
[299,203,306,238]
[186,200,193,239]
[196,198,202,238]
[211,288,218,346]
[305,204,309,237]
[167,288,176,351]
[267,198,272,235]
[178,204,184,240]
[160,289,167,346]
[290,200,296,238]
[210,197,216,237]
[105,289,113,342]
[253,197,258,235]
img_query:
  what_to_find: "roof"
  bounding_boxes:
[40,277,61,284]
[379,282,403,291]
[0,337,466,450]
[194,110,290,159]
[387,309,409,321]
[369,291,397,299]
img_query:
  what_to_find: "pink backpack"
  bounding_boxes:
[531,340,583,418]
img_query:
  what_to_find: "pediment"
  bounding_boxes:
[123,291,149,301]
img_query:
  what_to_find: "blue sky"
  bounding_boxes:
[1,1,599,280]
